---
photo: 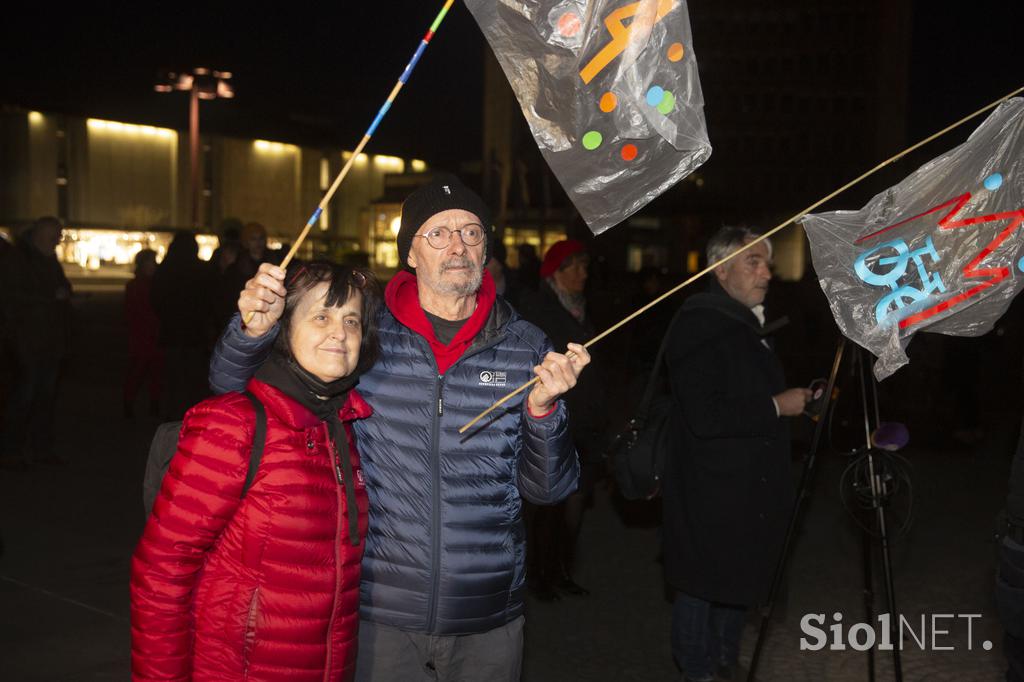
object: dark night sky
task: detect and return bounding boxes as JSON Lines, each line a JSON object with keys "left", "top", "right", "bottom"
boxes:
{"left": 1, "top": 4, "right": 489, "bottom": 169}
{"left": 0, "top": 2, "right": 1018, "bottom": 171}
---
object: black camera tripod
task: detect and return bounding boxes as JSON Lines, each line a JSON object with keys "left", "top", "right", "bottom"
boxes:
{"left": 747, "top": 338, "right": 909, "bottom": 682}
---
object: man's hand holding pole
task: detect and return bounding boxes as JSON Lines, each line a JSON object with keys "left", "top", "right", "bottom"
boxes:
{"left": 527, "top": 343, "right": 591, "bottom": 416}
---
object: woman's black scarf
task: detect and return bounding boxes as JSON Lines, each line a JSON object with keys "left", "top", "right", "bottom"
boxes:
{"left": 256, "top": 353, "right": 362, "bottom": 546}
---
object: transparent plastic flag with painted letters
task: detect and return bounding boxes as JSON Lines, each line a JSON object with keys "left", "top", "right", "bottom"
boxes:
{"left": 800, "top": 99, "right": 1024, "bottom": 379}
{"left": 465, "top": 0, "right": 711, "bottom": 235}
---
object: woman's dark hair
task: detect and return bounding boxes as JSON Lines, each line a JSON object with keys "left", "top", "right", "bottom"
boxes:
{"left": 275, "top": 260, "right": 382, "bottom": 376}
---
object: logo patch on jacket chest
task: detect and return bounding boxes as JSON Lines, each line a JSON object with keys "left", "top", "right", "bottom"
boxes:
{"left": 478, "top": 370, "right": 507, "bottom": 387}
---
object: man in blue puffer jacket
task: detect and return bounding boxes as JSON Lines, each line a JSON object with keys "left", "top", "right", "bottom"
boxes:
{"left": 209, "top": 175, "right": 586, "bottom": 681}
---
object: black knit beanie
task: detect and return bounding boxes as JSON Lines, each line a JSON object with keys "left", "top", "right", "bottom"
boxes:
{"left": 397, "top": 174, "right": 492, "bottom": 269}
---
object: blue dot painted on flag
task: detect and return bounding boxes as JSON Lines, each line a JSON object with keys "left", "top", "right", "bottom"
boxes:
{"left": 1018, "top": 256, "right": 1024, "bottom": 273}
{"left": 646, "top": 86, "right": 665, "bottom": 107}
{"left": 984, "top": 173, "right": 1003, "bottom": 191}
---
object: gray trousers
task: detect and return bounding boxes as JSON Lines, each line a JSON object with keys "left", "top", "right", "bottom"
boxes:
{"left": 355, "top": 616, "right": 524, "bottom": 682}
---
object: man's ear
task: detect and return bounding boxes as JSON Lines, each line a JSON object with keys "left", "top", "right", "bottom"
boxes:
{"left": 407, "top": 247, "right": 418, "bottom": 270}
{"left": 713, "top": 263, "right": 729, "bottom": 283}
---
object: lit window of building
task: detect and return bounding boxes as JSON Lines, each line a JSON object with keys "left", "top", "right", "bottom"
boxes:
{"left": 373, "top": 155, "right": 405, "bottom": 173}
{"left": 502, "top": 228, "right": 566, "bottom": 268}
{"left": 253, "top": 139, "right": 298, "bottom": 154}
{"left": 369, "top": 207, "right": 402, "bottom": 269}
{"left": 770, "top": 227, "right": 806, "bottom": 282}
{"left": 55, "top": 229, "right": 223, "bottom": 274}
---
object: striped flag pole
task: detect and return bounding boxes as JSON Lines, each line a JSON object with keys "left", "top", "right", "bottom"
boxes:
{"left": 273, "top": 0, "right": 456, "bottom": 274}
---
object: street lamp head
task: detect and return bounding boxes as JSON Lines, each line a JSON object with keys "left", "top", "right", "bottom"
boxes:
{"left": 155, "top": 67, "right": 234, "bottom": 99}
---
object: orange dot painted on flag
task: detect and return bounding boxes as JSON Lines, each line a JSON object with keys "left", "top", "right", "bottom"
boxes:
{"left": 599, "top": 92, "right": 617, "bottom": 113}
{"left": 558, "top": 12, "right": 582, "bottom": 37}
{"left": 667, "top": 42, "right": 685, "bottom": 62}
{"left": 621, "top": 144, "right": 638, "bottom": 161}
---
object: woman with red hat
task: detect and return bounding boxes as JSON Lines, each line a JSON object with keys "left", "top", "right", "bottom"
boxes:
{"left": 519, "top": 239, "right": 604, "bottom": 600}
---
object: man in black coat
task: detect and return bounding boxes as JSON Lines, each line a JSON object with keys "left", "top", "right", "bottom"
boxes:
{"left": 662, "top": 226, "right": 810, "bottom": 682}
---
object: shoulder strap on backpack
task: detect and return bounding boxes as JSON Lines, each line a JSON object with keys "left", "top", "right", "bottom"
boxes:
{"left": 240, "top": 390, "right": 267, "bottom": 498}
{"left": 636, "top": 305, "right": 687, "bottom": 417}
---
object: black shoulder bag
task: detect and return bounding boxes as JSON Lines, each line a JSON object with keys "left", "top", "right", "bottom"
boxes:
{"left": 607, "top": 310, "right": 681, "bottom": 500}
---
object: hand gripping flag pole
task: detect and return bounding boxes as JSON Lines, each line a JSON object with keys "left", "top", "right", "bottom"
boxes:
{"left": 243, "top": 0, "right": 456, "bottom": 325}
{"left": 459, "top": 83, "right": 1024, "bottom": 434}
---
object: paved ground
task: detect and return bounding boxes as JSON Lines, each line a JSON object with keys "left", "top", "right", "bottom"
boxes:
{"left": 0, "top": 290, "right": 1016, "bottom": 680}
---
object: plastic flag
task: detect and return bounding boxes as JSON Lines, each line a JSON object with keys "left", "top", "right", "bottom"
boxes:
{"left": 466, "top": 0, "right": 711, "bottom": 235}
{"left": 801, "top": 99, "right": 1024, "bottom": 379}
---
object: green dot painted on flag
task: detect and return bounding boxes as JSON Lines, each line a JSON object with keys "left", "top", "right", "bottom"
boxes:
{"left": 582, "top": 131, "right": 603, "bottom": 150}
{"left": 657, "top": 91, "right": 676, "bottom": 115}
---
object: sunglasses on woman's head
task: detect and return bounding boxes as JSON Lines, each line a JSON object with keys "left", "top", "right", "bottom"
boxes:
{"left": 288, "top": 263, "right": 367, "bottom": 290}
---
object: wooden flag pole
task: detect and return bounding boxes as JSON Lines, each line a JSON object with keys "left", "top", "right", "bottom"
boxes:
{"left": 459, "top": 84, "right": 1024, "bottom": 434}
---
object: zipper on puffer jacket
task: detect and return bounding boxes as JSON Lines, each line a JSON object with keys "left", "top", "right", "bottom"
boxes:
{"left": 422, "top": 332, "right": 510, "bottom": 632}
{"left": 323, "top": 421, "right": 345, "bottom": 681}
{"left": 243, "top": 586, "right": 260, "bottom": 678}
{"left": 426, "top": 372, "right": 444, "bottom": 633}
{"left": 413, "top": 327, "right": 510, "bottom": 632}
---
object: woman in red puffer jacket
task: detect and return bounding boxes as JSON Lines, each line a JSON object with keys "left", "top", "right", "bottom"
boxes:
{"left": 131, "top": 262, "right": 381, "bottom": 682}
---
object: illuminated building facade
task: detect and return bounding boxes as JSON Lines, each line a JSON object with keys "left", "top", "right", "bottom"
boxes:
{"left": 0, "top": 107, "right": 427, "bottom": 274}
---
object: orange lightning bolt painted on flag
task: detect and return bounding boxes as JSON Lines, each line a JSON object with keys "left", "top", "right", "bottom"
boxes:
{"left": 579, "top": 0, "right": 677, "bottom": 85}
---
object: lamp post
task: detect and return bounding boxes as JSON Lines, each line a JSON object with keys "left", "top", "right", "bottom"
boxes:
{"left": 155, "top": 68, "right": 234, "bottom": 228}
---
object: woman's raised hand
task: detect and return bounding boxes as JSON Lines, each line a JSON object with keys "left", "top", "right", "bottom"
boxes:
{"left": 240, "top": 263, "right": 287, "bottom": 337}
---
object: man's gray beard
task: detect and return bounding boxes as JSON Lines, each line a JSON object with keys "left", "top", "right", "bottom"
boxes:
{"left": 433, "top": 259, "right": 483, "bottom": 297}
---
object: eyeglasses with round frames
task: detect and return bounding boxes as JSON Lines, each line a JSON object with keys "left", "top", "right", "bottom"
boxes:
{"left": 414, "top": 224, "right": 486, "bottom": 250}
